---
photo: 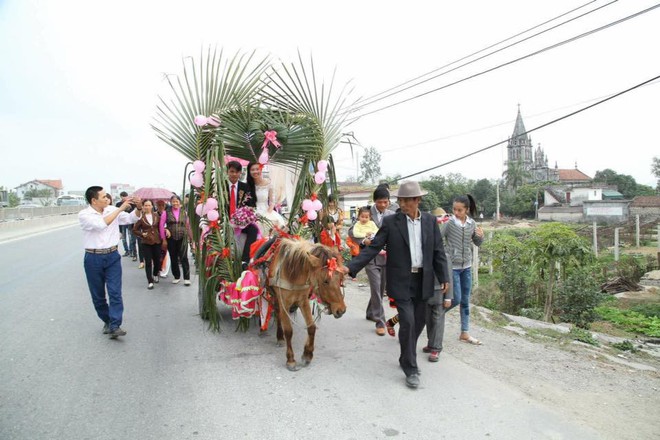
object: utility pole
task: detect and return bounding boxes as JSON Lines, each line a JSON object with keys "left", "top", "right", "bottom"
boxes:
{"left": 496, "top": 180, "right": 500, "bottom": 221}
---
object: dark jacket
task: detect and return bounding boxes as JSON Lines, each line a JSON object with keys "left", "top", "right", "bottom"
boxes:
{"left": 132, "top": 212, "right": 162, "bottom": 245}
{"left": 226, "top": 181, "right": 256, "bottom": 215}
{"left": 347, "top": 211, "right": 449, "bottom": 301}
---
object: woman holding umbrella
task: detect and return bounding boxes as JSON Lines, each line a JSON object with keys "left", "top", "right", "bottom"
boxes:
{"left": 132, "top": 200, "right": 162, "bottom": 289}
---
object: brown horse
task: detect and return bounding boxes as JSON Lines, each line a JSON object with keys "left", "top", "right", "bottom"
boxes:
{"left": 266, "top": 238, "right": 347, "bottom": 371}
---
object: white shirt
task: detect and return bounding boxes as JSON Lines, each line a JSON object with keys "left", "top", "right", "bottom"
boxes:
{"left": 78, "top": 205, "right": 139, "bottom": 249}
{"left": 406, "top": 210, "right": 423, "bottom": 268}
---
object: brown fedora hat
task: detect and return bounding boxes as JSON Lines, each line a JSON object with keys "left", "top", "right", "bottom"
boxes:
{"left": 393, "top": 181, "right": 428, "bottom": 198}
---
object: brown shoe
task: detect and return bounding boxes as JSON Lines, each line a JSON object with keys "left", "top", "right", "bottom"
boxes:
{"left": 376, "top": 327, "right": 386, "bottom": 336}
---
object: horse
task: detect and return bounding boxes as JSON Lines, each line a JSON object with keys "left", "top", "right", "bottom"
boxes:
{"left": 265, "top": 238, "right": 347, "bottom": 371}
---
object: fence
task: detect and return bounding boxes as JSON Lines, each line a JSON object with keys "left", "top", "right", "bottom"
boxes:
{"left": 0, "top": 205, "right": 82, "bottom": 222}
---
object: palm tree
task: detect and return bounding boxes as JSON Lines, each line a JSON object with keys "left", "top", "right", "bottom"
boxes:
{"left": 503, "top": 159, "right": 531, "bottom": 193}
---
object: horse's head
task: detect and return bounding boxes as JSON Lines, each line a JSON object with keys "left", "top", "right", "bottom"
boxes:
{"left": 309, "top": 245, "right": 347, "bottom": 319}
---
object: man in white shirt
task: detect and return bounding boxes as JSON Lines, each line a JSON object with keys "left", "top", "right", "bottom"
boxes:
{"left": 79, "top": 186, "right": 142, "bottom": 339}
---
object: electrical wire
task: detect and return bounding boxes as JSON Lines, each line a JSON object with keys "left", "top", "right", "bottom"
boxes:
{"left": 348, "top": 4, "right": 660, "bottom": 123}
{"left": 350, "top": 0, "right": 612, "bottom": 113}
{"left": 384, "top": 73, "right": 660, "bottom": 184}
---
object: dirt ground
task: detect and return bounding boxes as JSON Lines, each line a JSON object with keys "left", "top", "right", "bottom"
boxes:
{"left": 439, "top": 306, "right": 660, "bottom": 440}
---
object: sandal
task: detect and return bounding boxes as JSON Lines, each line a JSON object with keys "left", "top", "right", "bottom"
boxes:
{"left": 459, "top": 336, "right": 482, "bottom": 345}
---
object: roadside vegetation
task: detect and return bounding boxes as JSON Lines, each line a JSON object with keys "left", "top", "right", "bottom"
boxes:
{"left": 474, "top": 222, "right": 660, "bottom": 341}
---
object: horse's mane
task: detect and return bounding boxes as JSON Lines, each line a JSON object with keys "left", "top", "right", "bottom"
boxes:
{"left": 309, "top": 243, "right": 336, "bottom": 266}
{"left": 276, "top": 238, "right": 316, "bottom": 284}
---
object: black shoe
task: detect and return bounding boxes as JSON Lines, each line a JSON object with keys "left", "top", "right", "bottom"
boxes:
{"left": 405, "top": 374, "right": 420, "bottom": 389}
{"left": 122, "top": 252, "right": 130, "bottom": 257}
{"left": 108, "top": 327, "right": 127, "bottom": 339}
{"left": 102, "top": 323, "right": 110, "bottom": 334}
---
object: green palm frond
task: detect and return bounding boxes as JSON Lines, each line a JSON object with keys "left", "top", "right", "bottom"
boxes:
{"left": 151, "top": 48, "right": 270, "bottom": 161}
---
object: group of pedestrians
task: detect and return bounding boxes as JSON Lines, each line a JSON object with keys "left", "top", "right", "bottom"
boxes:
{"left": 78, "top": 175, "right": 483, "bottom": 390}
{"left": 341, "top": 182, "right": 484, "bottom": 389}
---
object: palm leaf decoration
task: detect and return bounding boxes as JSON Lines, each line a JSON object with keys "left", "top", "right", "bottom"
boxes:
{"left": 152, "top": 48, "right": 356, "bottom": 331}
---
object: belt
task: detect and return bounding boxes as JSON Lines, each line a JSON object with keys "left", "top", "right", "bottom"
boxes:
{"left": 411, "top": 267, "right": 423, "bottom": 273}
{"left": 85, "top": 245, "right": 118, "bottom": 255}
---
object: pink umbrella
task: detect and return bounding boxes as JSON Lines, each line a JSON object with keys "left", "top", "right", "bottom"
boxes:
{"left": 132, "top": 187, "right": 176, "bottom": 201}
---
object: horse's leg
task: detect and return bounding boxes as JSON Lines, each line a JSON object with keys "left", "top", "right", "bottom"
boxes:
{"left": 272, "top": 290, "right": 284, "bottom": 346}
{"left": 300, "top": 297, "right": 316, "bottom": 367}
{"left": 277, "top": 291, "right": 299, "bottom": 371}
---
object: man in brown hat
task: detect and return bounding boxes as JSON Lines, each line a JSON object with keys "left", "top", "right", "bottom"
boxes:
{"left": 342, "top": 181, "right": 449, "bottom": 389}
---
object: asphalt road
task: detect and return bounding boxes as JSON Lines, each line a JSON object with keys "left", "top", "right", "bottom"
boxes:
{"left": 0, "top": 225, "right": 601, "bottom": 440}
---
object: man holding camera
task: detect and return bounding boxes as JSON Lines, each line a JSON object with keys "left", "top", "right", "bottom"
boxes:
{"left": 79, "top": 186, "right": 142, "bottom": 339}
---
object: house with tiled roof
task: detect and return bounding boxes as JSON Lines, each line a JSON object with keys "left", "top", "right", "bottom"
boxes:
{"left": 14, "top": 179, "right": 64, "bottom": 200}
{"left": 629, "top": 196, "right": 660, "bottom": 221}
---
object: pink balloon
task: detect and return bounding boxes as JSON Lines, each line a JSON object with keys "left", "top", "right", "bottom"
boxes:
{"left": 302, "top": 199, "right": 313, "bottom": 211}
{"left": 317, "top": 160, "right": 328, "bottom": 172}
{"left": 207, "top": 116, "right": 221, "bottom": 127}
{"left": 207, "top": 209, "right": 219, "bottom": 222}
{"left": 307, "top": 210, "right": 318, "bottom": 221}
{"left": 195, "top": 204, "right": 204, "bottom": 217}
{"left": 190, "top": 173, "right": 203, "bottom": 188}
{"left": 314, "top": 171, "right": 326, "bottom": 185}
{"left": 205, "top": 197, "right": 218, "bottom": 210}
{"left": 193, "top": 160, "right": 205, "bottom": 173}
{"left": 258, "top": 148, "right": 269, "bottom": 165}
{"left": 311, "top": 199, "right": 323, "bottom": 211}
{"left": 194, "top": 115, "right": 208, "bottom": 126}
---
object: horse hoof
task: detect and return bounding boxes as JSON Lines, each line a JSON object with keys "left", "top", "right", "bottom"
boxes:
{"left": 301, "top": 359, "right": 311, "bottom": 367}
{"left": 286, "top": 363, "right": 301, "bottom": 372}
{"left": 276, "top": 340, "right": 284, "bottom": 347}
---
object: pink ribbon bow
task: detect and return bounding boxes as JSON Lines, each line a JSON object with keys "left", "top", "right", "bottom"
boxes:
{"left": 262, "top": 130, "right": 281, "bottom": 149}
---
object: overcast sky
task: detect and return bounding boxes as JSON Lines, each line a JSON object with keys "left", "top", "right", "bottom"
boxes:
{"left": 1, "top": 0, "right": 658, "bottom": 194}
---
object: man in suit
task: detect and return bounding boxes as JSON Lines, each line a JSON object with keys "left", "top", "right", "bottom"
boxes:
{"left": 226, "top": 160, "right": 258, "bottom": 268}
{"left": 342, "top": 181, "right": 449, "bottom": 389}
{"left": 349, "top": 187, "right": 395, "bottom": 336}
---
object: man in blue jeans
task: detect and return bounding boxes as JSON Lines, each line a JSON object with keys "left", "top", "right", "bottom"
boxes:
{"left": 79, "top": 186, "right": 142, "bottom": 339}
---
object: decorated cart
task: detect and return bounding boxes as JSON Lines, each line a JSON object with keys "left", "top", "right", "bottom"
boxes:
{"left": 151, "top": 49, "right": 356, "bottom": 342}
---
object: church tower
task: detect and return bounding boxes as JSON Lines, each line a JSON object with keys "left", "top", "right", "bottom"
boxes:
{"left": 506, "top": 105, "right": 534, "bottom": 173}
{"left": 505, "top": 106, "right": 558, "bottom": 183}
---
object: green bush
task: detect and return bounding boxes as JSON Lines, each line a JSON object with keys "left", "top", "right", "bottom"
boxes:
{"left": 631, "top": 303, "right": 660, "bottom": 318}
{"left": 611, "top": 340, "right": 639, "bottom": 353}
{"left": 596, "top": 306, "right": 660, "bottom": 337}
{"left": 569, "top": 327, "right": 599, "bottom": 346}
{"left": 557, "top": 265, "right": 606, "bottom": 328}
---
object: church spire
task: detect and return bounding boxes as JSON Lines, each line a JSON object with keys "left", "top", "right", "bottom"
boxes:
{"left": 511, "top": 104, "right": 527, "bottom": 140}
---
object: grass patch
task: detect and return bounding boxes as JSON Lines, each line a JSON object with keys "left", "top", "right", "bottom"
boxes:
{"left": 569, "top": 327, "right": 599, "bottom": 346}
{"left": 595, "top": 306, "right": 660, "bottom": 337}
{"left": 610, "top": 340, "right": 640, "bottom": 353}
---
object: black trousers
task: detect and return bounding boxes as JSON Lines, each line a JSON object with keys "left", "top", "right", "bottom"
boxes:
{"left": 241, "top": 223, "right": 259, "bottom": 265}
{"left": 396, "top": 272, "right": 426, "bottom": 376}
{"left": 142, "top": 243, "right": 161, "bottom": 284}
{"left": 168, "top": 237, "right": 190, "bottom": 281}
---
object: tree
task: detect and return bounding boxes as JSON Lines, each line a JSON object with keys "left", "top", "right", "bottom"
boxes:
{"left": 419, "top": 191, "right": 441, "bottom": 212}
{"left": 24, "top": 188, "right": 55, "bottom": 199}
{"left": 593, "top": 168, "right": 644, "bottom": 199}
{"left": 652, "top": 156, "right": 660, "bottom": 191}
{"left": 470, "top": 179, "right": 496, "bottom": 216}
{"left": 527, "top": 223, "right": 592, "bottom": 321}
{"left": 359, "top": 146, "right": 381, "bottom": 184}
{"left": 8, "top": 193, "right": 20, "bottom": 207}
{"left": 503, "top": 159, "right": 530, "bottom": 193}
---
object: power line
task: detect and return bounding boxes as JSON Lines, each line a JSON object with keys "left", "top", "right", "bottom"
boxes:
{"left": 349, "top": 4, "right": 660, "bottom": 123}
{"left": 379, "top": 80, "right": 660, "bottom": 154}
{"left": 350, "top": 0, "right": 611, "bottom": 113}
{"left": 385, "top": 73, "right": 660, "bottom": 184}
